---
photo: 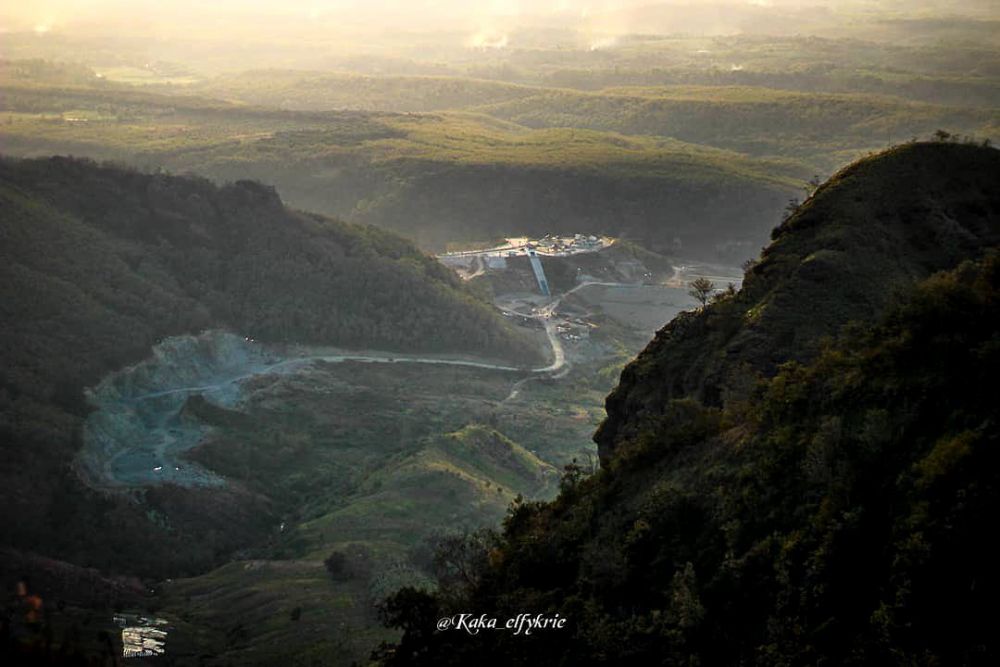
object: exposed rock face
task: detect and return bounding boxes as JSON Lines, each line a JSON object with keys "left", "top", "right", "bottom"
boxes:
{"left": 596, "top": 142, "right": 1000, "bottom": 464}
{"left": 77, "top": 332, "right": 278, "bottom": 489}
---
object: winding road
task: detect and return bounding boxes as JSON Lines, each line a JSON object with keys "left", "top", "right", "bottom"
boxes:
{"left": 129, "top": 344, "right": 560, "bottom": 405}
{"left": 497, "top": 280, "right": 634, "bottom": 401}
{"left": 85, "top": 279, "right": 638, "bottom": 488}
{"left": 128, "top": 281, "right": 630, "bottom": 404}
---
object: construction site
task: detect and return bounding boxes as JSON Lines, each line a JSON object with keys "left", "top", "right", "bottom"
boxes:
{"left": 440, "top": 234, "right": 743, "bottom": 369}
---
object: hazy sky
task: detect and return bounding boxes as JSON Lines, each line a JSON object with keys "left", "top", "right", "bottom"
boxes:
{"left": 4, "top": 1, "right": 995, "bottom": 47}
{"left": 11, "top": 0, "right": 610, "bottom": 26}
{"left": 0, "top": 1, "right": 894, "bottom": 32}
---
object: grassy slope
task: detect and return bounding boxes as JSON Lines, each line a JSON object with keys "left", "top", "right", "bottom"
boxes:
{"left": 161, "top": 377, "right": 560, "bottom": 666}
{"left": 293, "top": 425, "right": 556, "bottom": 560}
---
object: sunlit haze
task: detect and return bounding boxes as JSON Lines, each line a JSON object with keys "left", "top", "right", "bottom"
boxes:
{"left": 1, "top": 0, "right": 997, "bottom": 665}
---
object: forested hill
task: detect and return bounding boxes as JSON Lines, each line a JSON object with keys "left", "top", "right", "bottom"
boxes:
{"left": 0, "top": 155, "right": 539, "bottom": 576}
{"left": 0, "top": 76, "right": 804, "bottom": 258}
{"left": 0, "top": 155, "right": 538, "bottom": 364}
{"left": 377, "top": 142, "right": 1000, "bottom": 666}
{"left": 599, "top": 140, "right": 1000, "bottom": 462}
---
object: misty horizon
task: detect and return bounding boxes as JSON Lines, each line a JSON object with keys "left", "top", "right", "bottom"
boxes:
{"left": 1, "top": 0, "right": 997, "bottom": 664}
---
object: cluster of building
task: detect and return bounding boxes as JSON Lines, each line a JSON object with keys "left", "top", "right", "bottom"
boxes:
{"left": 522, "top": 234, "right": 607, "bottom": 256}
{"left": 437, "top": 234, "right": 613, "bottom": 296}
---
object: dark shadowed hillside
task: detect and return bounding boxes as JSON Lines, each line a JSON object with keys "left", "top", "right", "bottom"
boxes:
{"left": 598, "top": 141, "right": 1000, "bottom": 462}
{"left": 0, "top": 155, "right": 540, "bottom": 578}
{"left": 377, "top": 142, "right": 1000, "bottom": 667}
{"left": 0, "top": 155, "right": 538, "bottom": 361}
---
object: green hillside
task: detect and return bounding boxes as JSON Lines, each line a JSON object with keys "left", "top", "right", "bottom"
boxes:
{"left": 0, "top": 77, "right": 806, "bottom": 255}
{"left": 376, "top": 142, "right": 1000, "bottom": 666}
{"left": 188, "top": 70, "right": 542, "bottom": 112}
{"left": 173, "top": 68, "right": 997, "bottom": 171}
{"left": 598, "top": 140, "right": 1000, "bottom": 460}
{"left": 6, "top": 64, "right": 994, "bottom": 255}
{"left": 477, "top": 85, "right": 998, "bottom": 171}
{"left": 0, "top": 155, "right": 540, "bottom": 577}
{"left": 147, "top": 68, "right": 999, "bottom": 173}
{"left": 157, "top": 420, "right": 558, "bottom": 666}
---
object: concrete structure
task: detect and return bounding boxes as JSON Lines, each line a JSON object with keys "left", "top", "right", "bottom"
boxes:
{"left": 436, "top": 235, "right": 614, "bottom": 287}
{"left": 527, "top": 250, "right": 550, "bottom": 296}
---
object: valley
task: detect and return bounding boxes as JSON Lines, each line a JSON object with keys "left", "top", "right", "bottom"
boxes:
{"left": 388, "top": 141, "right": 1000, "bottom": 667}
{"left": 1, "top": 3, "right": 996, "bottom": 664}
{"left": 67, "top": 236, "right": 721, "bottom": 664}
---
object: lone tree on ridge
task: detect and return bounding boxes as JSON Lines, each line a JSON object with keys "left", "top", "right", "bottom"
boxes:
{"left": 689, "top": 277, "right": 716, "bottom": 308}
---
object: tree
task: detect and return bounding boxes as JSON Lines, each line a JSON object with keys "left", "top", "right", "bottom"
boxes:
{"left": 559, "top": 458, "right": 586, "bottom": 494}
{"left": 782, "top": 197, "right": 801, "bottom": 222}
{"left": 431, "top": 530, "right": 496, "bottom": 596}
{"left": 688, "top": 277, "right": 715, "bottom": 307}
{"left": 805, "top": 174, "right": 822, "bottom": 196}
{"left": 710, "top": 282, "right": 738, "bottom": 304}
{"left": 324, "top": 550, "right": 349, "bottom": 580}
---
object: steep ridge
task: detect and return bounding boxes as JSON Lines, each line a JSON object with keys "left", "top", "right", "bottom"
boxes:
{"left": 377, "top": 142, "right": 1000, "bottom": 666}
{"left": 596, "top": 141, "right": 1000, "bottom": 462}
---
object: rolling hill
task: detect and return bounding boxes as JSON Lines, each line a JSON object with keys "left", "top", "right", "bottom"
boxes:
{"left": 477, "top": 85, "right": 998, "bottom": 171}
{"left": 0, "top": 75, "right": 807, "bottom": 256}
{"left": 173, "top": 69, "right": 997, "bottom": 172}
